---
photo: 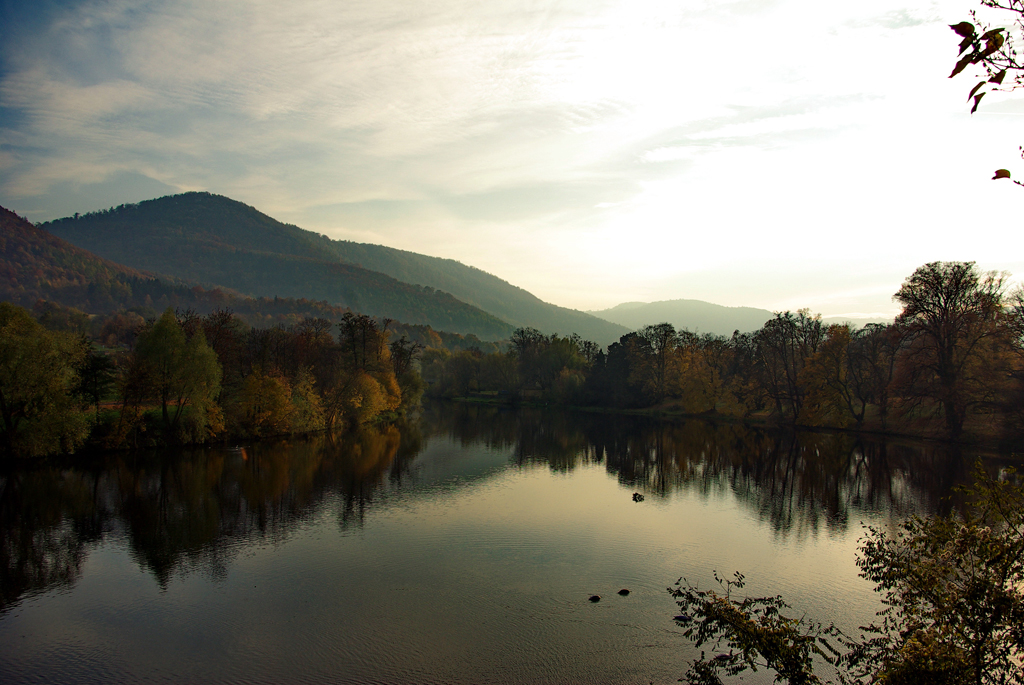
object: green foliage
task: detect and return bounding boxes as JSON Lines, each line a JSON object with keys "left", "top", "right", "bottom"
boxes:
{"left": 669, "top": 469, "right": 1024, "bottom": 685}
{"left": 0, "top": 302, "right": 89, "bottom": 457}
{"left": 77, "top": 345, "right": 116, "bottom": 420}
{"left": 134, "top": 308, "right": 222, "bottom": 441}
{"left": 290, "top": 368, "right": 326, "bottom": 433}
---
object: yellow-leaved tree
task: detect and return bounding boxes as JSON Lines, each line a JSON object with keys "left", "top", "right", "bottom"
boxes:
{"left": 0, "top": 302, "right": 89, "bottom": 457}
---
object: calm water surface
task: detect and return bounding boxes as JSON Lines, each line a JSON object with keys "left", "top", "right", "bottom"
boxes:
{"left": 0, "top": 402, "right": 996, "bottom": 684}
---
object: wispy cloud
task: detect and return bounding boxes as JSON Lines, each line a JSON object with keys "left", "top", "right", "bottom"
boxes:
{"left": 1, "top": 0, "right": 1021, "bottom": 316}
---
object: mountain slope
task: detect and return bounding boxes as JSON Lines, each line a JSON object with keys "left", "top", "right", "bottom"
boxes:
{"left": 42, "top": 192, "right": 627, "bottom": 343}
{"left": 1, "top": 205, "right": 500, "bottom": 350}
{"left": 1, "top": 204, "right": 151, "bottom": 311}
{"left": 42, "top": 194, "right": 513, "bottom": 340}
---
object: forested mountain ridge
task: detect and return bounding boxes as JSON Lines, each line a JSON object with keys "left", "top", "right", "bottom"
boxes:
{"left": 1, "top": 204, "right": 502, "bottom": 352}
{"left": 42, "top": 192, "right": 627, "bottom": 343}
{"left": 41, "top": 193, "right": 511, "bottom": 339}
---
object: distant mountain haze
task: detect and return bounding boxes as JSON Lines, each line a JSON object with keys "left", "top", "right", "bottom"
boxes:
{"left": 43, "top": 192, "right": 629, "bottom": 343}
{"left": 589, "top": 299, "right": 891, "bottom": 336}
{"left": 588, "top": 299, "right": 776, "bottom": 336}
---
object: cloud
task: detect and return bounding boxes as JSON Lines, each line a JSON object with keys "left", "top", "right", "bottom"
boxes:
{"left": 0, "top": 0, "right": 1020, "bottom": 318}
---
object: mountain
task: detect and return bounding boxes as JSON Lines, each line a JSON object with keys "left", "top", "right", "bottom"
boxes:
{"left": 1, "top": 204, "right": 503, "bottom": 351}
{"left": 589, "top": 299, "right": 776, "bottom": 336}
{"left": 590, "top": 298, "right": 892, "bottom": 336}
{"left": 42, "top": 192, "right": 627, "bottom": 344}
{"left": 41, "top": 193, "right": 513, "bottom": 340}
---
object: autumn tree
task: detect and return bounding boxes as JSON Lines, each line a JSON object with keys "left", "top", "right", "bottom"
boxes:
{"left": 799, "top": 323, "right": 859, "bottom": 427}
{"left": 628, "top": 323, "right": 682, "bottom": 404}
{"left": 676, "top": 331, "right": 741, "bottom": 414}
{"left": 230, "top": 367, "right": 294, "bottom": 437}
{"left": 323, "top": 313, "right": 401, "bottom": 425}
{"left": 0, "top": 302, "right": 89, "bottom": 457}
{"left": 893, "top": 262, "right": 1008, "bottom": 438}
{"left": 847, "top": 323, "right": 906, "bottom": 429}
{"left": 754, "top": 310, "right": 824, "bottom": 421}
{"left": 846, "top": 471, "right": 1024, "bottom": 685}
{"left": 670, "top": 469, "right": 1024, "bottom": 685}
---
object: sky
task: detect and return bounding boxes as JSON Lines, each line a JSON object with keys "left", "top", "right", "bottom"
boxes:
{"left": 1, "top": 0, "right": 1022, "bottom": 319}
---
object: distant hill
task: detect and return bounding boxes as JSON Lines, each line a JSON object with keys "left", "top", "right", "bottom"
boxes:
{"left": 590, "top": 299, "right": 891, "bottom": 335}
{"left": 589, "top": 299, "right": 776, "bottom": 336}
{"left": 42, "top": 193, "right": 513, "bottom": 340}
{"left": 42, "top": 192, "right": 627, "bottom": 344}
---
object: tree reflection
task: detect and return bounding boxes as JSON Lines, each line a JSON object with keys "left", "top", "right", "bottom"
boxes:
{"left": 0, "top": 467, "right": 102, "bottom": 611}
{"left": 0, "top": 404, "right": 999, "bottom": 613}
{"left": 0, "top": 422, "right": 421, "bottom": 609}
{"left": 424, "top": 402, "right": 994, "bottom": 537}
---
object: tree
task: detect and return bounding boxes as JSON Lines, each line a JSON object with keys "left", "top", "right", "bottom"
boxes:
{"left": 669, "top": 571, "right": 842, "bottom": 685}
{"left": 847, "top": 323, "right": 906, "bottom": 429}
{"left": 668, "top": 468, "right": 1024, "bottom": 685}
{"left": 893, "top": 262, "right": 1008, "bottom": 438}
{"left": 677, "top": 331, "right": 741, "bottom": 415}
{"left": 0, "top": 302, "right": 89, "bottom": 457}
{"left": 230, "top": 367, "right": 295, "bottom": 437}
{"left": 800, "top": 324, "right": 858, "bottom": 427}
{"left": 77, "top": 344, "right": 116, "bottom": 422}
{"left": 754, "top": 310, "right": 824, "bottom": 422}
{"left": 848, "top": 471, "right": 1024, "bottom": 685}
{"left": 629, "top": 323, "right": 681, "bottom": 404}
{"left": 134, "top": 308, "right": 222, "bottom": 441}
{"left": 949, "top": 2, "right": 1024, "bottom": 183}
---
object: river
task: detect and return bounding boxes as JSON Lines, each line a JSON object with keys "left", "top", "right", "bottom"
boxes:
{"left": 0, "top": 401, "right": 997, "bottom": 684}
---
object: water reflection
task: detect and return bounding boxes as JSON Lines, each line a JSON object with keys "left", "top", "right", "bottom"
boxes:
{"left": 423, "top": 403, "right": 980, "bottom": 529}
{"left": 0, "top": 402, "right": 994, "bottom": 614}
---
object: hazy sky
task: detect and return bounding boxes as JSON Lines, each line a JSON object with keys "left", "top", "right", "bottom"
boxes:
{"left": 1, "top": 0, "right": 1022, "bottom": 318}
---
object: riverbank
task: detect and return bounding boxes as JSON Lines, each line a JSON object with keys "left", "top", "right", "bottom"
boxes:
{"left": 443, "top": 393, "right": 1023, "bottom": 457}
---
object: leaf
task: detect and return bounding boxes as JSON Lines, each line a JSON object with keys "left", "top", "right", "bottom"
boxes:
{"left": 992, "top": 169, "right": 1012, "bottom": 180}
{"left": 989, "top": 69, "right": 1007, "bottom": 85}
{"left": 971, "top": 92, "right": 986, "bottom": 113}
{"left": 950, "top": 53, "right": 975, "bottom": 78}
{"left": 950, "top": 22, "right": 975, "bottom": 38}
{"left": 969, "top": 81, "right": 987, "bottom": 100}
{"left": 982, "top": 31, "right": 1005, "bottom": 57}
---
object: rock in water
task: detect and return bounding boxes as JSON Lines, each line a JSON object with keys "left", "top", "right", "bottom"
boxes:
{"left": 617, "top": 588, "right": 630, "bottom": 596}
{"left": 589, "top": 595, "right": 601, "bottom": 602}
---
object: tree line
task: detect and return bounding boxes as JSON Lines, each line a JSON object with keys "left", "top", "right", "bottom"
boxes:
{"left": 0, "top": 302, "right": 425, "bottom": 457}
{"left": 423, "top": 262, "right": 1024, "bottom": 444}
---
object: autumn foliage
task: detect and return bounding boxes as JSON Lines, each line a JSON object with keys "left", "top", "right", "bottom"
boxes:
{"left": 423, "top": 262, "right": 1024, "bottom": 445}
